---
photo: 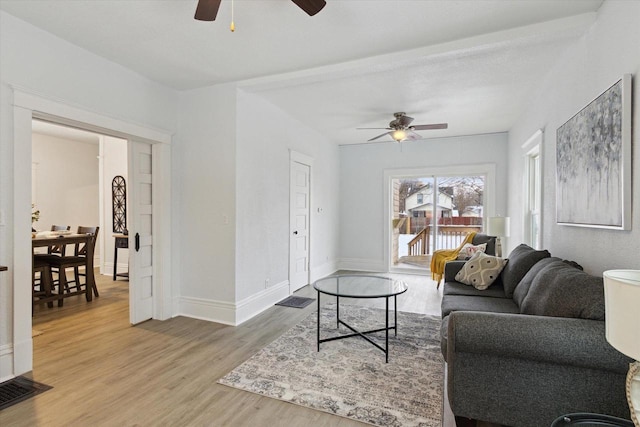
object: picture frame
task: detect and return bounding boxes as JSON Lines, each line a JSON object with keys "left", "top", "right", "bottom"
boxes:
{"left": 556, "top": 74, "right": 632, "bottom": 230}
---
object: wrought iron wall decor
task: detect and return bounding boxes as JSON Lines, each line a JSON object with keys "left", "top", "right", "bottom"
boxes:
{"left": 112, "top": 175, "right": 127, "bottom": 233}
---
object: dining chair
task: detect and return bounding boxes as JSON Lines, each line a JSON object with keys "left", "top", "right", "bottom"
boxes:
{"left": 33, "top": 251, "right": 55, "bottom": 312}
{"left": 34, "top": 225, "right": 71, "bottom": 258}
{"left": 46, "top": 226, "right": 100, "bottom": 305}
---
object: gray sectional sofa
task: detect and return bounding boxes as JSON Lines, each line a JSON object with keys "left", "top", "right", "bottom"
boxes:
{"left": 440, "top": 244, "right": 633, "bottom": 427}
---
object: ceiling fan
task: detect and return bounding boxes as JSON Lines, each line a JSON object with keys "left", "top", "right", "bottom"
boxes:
{"left": 358, "top": 112, "right": 448, "bottom": 142}
{"left": 194, "top": 0, "right": 326, "bottom": 21}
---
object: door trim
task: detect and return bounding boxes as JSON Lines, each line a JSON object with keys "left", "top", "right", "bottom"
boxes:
{"left": 9, "top": 87, "right": 173, "bottom": 378}
{"left": 289, "top": 150, "right": 313, "bottom": 293}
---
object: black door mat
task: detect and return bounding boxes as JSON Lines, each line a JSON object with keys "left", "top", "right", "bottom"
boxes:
{"left": 275, "top": 296, "right": 315, "bottom": 308}
{"left": 0, "top": 376, "right": 52, "bottom": 411}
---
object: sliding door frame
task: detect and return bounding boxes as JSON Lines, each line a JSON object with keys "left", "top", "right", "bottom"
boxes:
{"left": 383, "top": 164, "right": 497, "bottom": 274}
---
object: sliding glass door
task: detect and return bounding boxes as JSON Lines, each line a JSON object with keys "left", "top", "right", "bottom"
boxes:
{"left": 391, "top": 174, "right": 486, "bottom": 272}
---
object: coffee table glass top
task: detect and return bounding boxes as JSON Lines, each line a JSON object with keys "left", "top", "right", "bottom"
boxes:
{"left": 313, "top": 274, "right": 408, "bottom": 298}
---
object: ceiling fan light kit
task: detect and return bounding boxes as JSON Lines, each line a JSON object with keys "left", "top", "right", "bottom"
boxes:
{"left": 392, "top": 129, "right": 407, "bottom": 142}
{"left": 358, "top": 112, "right": 448, "bottom": 143}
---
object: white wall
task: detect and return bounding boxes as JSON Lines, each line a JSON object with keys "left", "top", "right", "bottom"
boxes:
{"left": 339, "top": 133, "right": 509, "bottom": 270}
{"left": 235, "top": 90, "right": 340, "bottom": 309}
{"left": 175, "top": 83, "right": 238, "bottom": 321}
{"left": 32, "top": 133, "right": 100, "bottom": 230}
{"left": 507, "top": 0, "right": 640, "bottom": 275}
{"left": 101, "top": 136, "right": 128, "bottom": 276}
{"left": 32, "top": 133, "right": 100, "bottom": 259}
{"left": 0, "top": 10, "right": 177, "bottom": 379}
{"left": 175, "top": 87, "right": 340, "bottom": 325}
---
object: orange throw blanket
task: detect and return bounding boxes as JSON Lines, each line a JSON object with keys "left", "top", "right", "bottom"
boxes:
{"left": 430, "top": 232, "right": 477, "bottom": 285}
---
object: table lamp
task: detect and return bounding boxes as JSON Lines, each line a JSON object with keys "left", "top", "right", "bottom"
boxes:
{"left": 603, "top": 270, "right": 640, "bottom": 426}
{"left": 486, "top": 216, "right": 510, "bottom": 257}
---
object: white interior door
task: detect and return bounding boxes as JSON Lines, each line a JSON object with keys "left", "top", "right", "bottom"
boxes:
{"left": 289, "top": 159, "right": 311, "bottom": 292}
{"left": 128, "top": 140, "right": 153, "bottom": 324}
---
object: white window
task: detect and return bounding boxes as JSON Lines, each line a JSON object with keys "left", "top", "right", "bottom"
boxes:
{"left": 523, "top": 131, "right": 542, "bottom": 249}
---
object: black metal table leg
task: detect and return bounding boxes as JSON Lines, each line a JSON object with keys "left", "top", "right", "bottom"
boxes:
{"left": 385, "top": 296, "right": 389, "bottom": 363}
{"left": 317, "top": 291, "right": 320, "bottom": 352}
{"left": 336, "top": 295, "right": 340, "bottom": 329}
{"left": 394, "top": 294, "right": 398, "bottom": 336}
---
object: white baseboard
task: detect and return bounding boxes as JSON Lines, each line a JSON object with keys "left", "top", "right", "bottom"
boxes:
{"left": 0, "top": 343, "right": 15, "bottom": 383}
{"left": 310, "top": 259, "right": 339, "bottom": 283}
{"left": 176, "top": 279, "right": 290, "bottom": 326}
{"left": 235, "top": 280, "right": 289, "bottom": 325}
{"left": 176, "top": 296, "right": 236, "bottom": 325}
{"left": 103, "top": 261, "right": 129, "bottom": 276}
{"left": 338, "top": 258, "right": 386, "bottom": 272}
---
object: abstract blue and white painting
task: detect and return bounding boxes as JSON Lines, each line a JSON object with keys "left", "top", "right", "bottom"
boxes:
{"left": 556, "top": 77, "right": 631, "bottom": 229}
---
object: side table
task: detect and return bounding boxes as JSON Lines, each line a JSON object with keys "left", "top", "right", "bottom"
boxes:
{"left": 113, "top": 234, "right": 129, "bottom": 281}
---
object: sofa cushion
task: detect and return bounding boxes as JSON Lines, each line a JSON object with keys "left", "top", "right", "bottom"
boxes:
{"left": 472, "top": 234, "right": 496, "bottom": 256}
{"left": 520, "top": 260, "right": 605, "bottom": 320}
{"left": 501, "top": 244, "right": 551, "bottom": 298}
{"left": 455, "top": 252, "right": 508, "bottom": 290}
{"left": 512, "top": 257, "right": 562, "bottom": 307}
{"left": 442, "top": 294, "right": 519, "bottom": 317}
{"left": 444, "top": 280, "right": 507, "bottom": 299}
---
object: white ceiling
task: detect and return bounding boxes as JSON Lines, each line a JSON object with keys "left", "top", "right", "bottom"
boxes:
{"left": 32, "top": 120, "right": 101, "bottom": 144}
{"left": 1, "top": 0, "right": 604, "bottom": 145}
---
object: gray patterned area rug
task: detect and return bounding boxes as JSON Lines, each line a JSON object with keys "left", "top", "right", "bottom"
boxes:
{"left": 218, "top": 304, "right": 443, "bottom": 427}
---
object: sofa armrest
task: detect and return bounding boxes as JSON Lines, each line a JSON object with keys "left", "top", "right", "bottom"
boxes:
{"left": 447, "top": 311, "right": 631, "bottom": 373}
{"left": 444, "top": 261, "right": 466, "bottom": 282}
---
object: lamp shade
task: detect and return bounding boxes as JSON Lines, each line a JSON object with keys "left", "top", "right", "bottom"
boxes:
{"left": 603, "top": 270, "right": 640, "bottom": 360}
{"left": 486, "top": 216, "right": 510, "bottom": 237}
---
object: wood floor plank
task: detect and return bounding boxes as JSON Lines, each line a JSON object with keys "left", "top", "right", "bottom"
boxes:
{"left": 1, "top": 271, "right": 463, "bottom": 427}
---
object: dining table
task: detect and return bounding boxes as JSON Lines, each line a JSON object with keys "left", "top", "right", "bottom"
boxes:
{"left": 32, "top": 231, "right": 96, "bottom": 302}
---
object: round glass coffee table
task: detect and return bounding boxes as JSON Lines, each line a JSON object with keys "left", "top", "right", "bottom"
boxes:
{"left": 313, "top": 274, "right": 408, "bottom": 363}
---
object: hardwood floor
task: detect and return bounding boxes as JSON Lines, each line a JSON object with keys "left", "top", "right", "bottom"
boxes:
{"left": 2, "top": 271, "right": 463, "bottom": 427}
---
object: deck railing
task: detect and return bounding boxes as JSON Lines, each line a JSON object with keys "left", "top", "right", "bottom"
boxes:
{"left": 407, "top": 225, "right": 482, "bottom": 255}
{"left": 408, "top": 227, "right": 429, "bottom": 255}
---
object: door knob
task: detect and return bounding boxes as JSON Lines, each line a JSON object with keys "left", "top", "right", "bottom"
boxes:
{"left": 293, "top": 231, "right": 298, "bottom": 235}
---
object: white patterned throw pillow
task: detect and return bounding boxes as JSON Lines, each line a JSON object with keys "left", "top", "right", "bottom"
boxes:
{"left": 456, "top": 243, "right": 487, "bottom": 260}
{"left": 455, "top": 251, "right": 508, "bottom": 290}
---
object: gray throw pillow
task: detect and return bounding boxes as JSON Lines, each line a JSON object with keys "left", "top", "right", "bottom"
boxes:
{"left": 501, "top": 244, "right": 551, "bottom": 298}
{"left": 512, "top": 257, "right": 561, "bottom": 307}
{"left": 520, "top": 260, "right": 605, "bottom": 320}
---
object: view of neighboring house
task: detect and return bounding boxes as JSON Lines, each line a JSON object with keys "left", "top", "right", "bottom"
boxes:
{"left": 404, "top": 184, "right": 453, "bottom": 221}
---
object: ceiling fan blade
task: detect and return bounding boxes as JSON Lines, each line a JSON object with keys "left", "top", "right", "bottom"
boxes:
{"left": 405, "top": 130, "right": 423, "bottom": 141}
{"left": 368, "top": 132, "right": 391, "bottom": 142}
{"left": 357, "top": 127, "right": 391, "bottom": 130}
{"left": 411, "top": 123, "right": 448, "bottom": 131}
{"left": 195, "top": 0, "right": 222, "bottom": 21}
{"left": 291, "top": 0, "right": 327, "bottom": 16}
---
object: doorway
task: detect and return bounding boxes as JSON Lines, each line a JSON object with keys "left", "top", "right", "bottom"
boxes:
{"left": 31, "top": 120, "right": 130, "bottom": 321}
{"left": 289, "top": 151, "right": 312, "bottom": 293}
{"left": 384, "top": 164, "right": 496, "bottom": 274}
{"left": 11, "top": 88, "right": 173, "bottom": 377}
{"left": 31, "top": 120, "right": 129, "bottom": 280}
